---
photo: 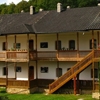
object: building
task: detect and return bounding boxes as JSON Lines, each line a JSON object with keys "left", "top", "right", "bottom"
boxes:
{"left": 0, "top": 3, "right": 100, "bottom": 95}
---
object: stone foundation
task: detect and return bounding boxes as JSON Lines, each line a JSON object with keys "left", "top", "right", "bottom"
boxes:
{"left": 92, "top": 92, "right": 100, "bottom": 99}
{"left": 7, "top": 87, "right": 38, "bottom": 94}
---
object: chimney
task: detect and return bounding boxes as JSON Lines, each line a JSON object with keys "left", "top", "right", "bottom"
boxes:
{"left": 30, "top": 6, "right": 35, "bottom": 15}
{"left": 57, "top": 3, "right": 62, "bottom": 13}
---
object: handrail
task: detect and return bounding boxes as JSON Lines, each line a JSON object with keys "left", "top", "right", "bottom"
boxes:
{"left": 49, "top": 50, "right": 94, "bottom": 93}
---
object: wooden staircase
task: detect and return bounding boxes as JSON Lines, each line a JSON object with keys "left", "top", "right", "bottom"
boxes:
{"left": 49, "top": 51, "right": 94, "bottom": 94}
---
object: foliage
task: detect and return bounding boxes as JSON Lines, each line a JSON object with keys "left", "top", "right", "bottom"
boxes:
{"left": 0, "top": 0, "right": 98, "bottom": 14}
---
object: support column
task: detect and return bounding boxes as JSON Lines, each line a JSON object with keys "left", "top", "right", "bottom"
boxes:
{"left": 77, "top": 74, "right": 80, "bottom": 94}
{"left": 5, "top": 35, "right": 8, "bottom": 88}
{"left": 27, "top": 34, "right": 30, "bottom": 88}
{"left": 35, "top": 34, "right": 38, "bottom": 79}
{"left": 92, "top": 30, "right": 95, "bottom": 91}
{"left": 77, "top": 32, "right": 79, "bottom": 58}
{"left": 57, "top": 33, "right": 59, "bottom": 58}
{"left": 14, "top": 35, "right": 17, "bottom": 79}
{"left": 92, "top": 30, "right": 94, "bottom": 50}
{"left": 6, "top": 62, "right": 8, "bottom": 88}
{"left": 97, "top": 31, "right": 99, "bottom": 46}
{"left": 98, "top": 62, "right": 100, "bottom": 94}
{"left": 74, "top": 76, "right": 77, "bottom": 95}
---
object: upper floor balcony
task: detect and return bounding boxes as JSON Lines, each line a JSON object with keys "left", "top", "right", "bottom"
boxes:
{"left": 0, "top": 50, "right": 100, "bottom": 62}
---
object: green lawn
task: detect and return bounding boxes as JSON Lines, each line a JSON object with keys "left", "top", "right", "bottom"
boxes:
{"left": 0, "top": 88, "right": 97, "bottom": 100}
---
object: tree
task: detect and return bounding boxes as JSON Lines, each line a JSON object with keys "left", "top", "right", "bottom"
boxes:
{"left": 14, "top": 0, "right": 30, "bottom": 13}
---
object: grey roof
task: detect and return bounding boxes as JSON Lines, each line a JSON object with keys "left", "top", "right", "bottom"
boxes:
{"left": 0, "top": 6, "right": 100, "bottom": 34}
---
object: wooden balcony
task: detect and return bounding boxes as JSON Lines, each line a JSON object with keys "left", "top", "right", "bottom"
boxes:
{"left": 6, "top": 51, "right": 28, "bottom": 62}
{"left": 0, "top": 52, "right": 6, "bottom": 61}
{"left": 0, "top": 50, "right": 99, "bottom": 62}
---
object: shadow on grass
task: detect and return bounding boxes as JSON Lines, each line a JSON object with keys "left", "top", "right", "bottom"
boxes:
{"left": 0, "top": 96, "right": 9, "bottom": 100}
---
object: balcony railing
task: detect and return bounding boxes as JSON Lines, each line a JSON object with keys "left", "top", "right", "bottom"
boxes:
{"left": 0, "top": 50, "right": 99, "bottom": 61}
{"left": 8, "top": 79, "right": 28, "bottom": 88}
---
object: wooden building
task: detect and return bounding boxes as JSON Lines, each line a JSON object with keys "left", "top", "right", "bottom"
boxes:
{"left": 0, "top": 4, "right": 100, "bottom": 94}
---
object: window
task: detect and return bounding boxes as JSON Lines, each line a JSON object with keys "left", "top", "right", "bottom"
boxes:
{"left": 90, "top": 39, "right": 96, "bottom": 49}
{"left": 55, "top": 40, "right": 61, "bottom": 50}
{"left": 13, "top": 43, "right": 21, "bottom": 49}
{"left": 2, "top": 42, "right": 6, "bottom": 50}
{"left": 56, "top": 68, "right": 62, "bottom": 77}
{"left": 16, "top": 66, "right": 22, "bottom": 72}
{"left": 91, "top": 68, "right": 98, "bottom": 78}
{"left": 69, "top": 40, "right": 75, "bottom": 50}
{"left": 3, "top": 67, "right": 6, "bottom": 75}
{"left": 41, "top": 67, "right": 48, "bottom": 73}
{"left": 40, "top": 42, "right": 48, "bottom": 48}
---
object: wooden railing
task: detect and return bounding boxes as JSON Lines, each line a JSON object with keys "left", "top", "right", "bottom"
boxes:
{"left": 0, "top": 78, "right": 6, "bottom": 86}
{"left": 58, "top": 50, "right": 77, "bottom": 58}
{"left": 7, "top": 51, "right": 28, "bottom": 59}
{"left": 37, "top": 51, "right": 57, "bottom": 59}
{"left": 0, "top": 50, "right": 100, "bottom": 61}
{"left": 8, "top": 80, "right": 28, "bottom": 88}
{"left": 49, "top": 51, "right": 93, "bottom": 94}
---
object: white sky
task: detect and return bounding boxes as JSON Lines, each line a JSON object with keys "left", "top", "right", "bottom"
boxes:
{"left": 0, "top": 0, "right": 29, "bottom": 5}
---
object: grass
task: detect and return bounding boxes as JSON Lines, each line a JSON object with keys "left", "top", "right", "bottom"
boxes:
{"left": 0, "top": 88, "right": 97, "bottom": 100}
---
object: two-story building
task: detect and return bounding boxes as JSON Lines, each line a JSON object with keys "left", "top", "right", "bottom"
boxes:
{"left": 0, "top": 3, "right": 100, "bottom": 95}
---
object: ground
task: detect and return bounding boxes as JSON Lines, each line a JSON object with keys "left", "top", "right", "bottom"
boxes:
{"left": 0, "top": 88, "right": 97, "bottom": 100}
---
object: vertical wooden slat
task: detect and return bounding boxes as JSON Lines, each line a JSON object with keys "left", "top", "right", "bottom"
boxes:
{"left": 77, "top": 32, "right": 79, "bottom": 58}
{"left": 5, "top": 35, "right": 8, "bottom": 59}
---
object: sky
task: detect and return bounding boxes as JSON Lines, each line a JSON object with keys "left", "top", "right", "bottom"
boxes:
{"left": 0, "top": 0, "right": 29, "bottom": 5}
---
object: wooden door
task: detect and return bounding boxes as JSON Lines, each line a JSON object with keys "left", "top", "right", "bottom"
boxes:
{"left": 29, "top": 40, "right": 34, "bottom": 51}
{"left": 29, "top": 66, "right": 34, "bottom": 80}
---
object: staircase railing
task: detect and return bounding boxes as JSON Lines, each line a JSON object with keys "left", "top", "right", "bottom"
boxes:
{"left": 49, "top": 51, "right": 94, "bottom": 94}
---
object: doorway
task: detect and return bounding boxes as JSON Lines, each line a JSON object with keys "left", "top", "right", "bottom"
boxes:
{"left": 29, "top": 40, "right": 34, "bottom": 51}
{"left": 29, "top": 66, "right": 34, "bottom": 80}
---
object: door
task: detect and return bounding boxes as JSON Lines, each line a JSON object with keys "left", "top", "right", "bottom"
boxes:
{"left": 29, "top": 40, "right": 34, "bottom": 51}
{"left": 29, "top": 66, "right": 34, "bottom": 80}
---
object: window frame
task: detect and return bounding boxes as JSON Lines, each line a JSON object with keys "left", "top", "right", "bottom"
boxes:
{"left": 3, "top": 67, "right": 6, "bottom": 75}
{"left": 40, "top": 67, "right": 48, "bottom": 73}
{"left": 55, "top": 40, "right": 61, "bottom": 50}
{"left": 40, "top": 42, "right": 48, "bottom": 48}
{"left": 69, "top": 40, "right": 75, "bottom": 50}
{"left": 90, "top": 39, "right": 97, "bottom": 49}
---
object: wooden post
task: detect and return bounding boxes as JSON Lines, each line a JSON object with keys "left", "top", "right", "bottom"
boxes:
{"left": 97, "top": 31, "right": 99, "bottom": 46}
{"left": 77, "top": 74, "right": 79, "bottom": 94}
{"left": 14, "top": 35, "right": 16, "bottom": 50}
{"left": 77, "top": 32, "right": 79, "bottom": 58}
{"left": 5, "top": 35, "right": 8, "bottom": 88}
{"left": 27, "top": 34, "right": 30, "bottom": 88}
{"left": 5, "top": 35, "right": 8, "bottom": 51}
{"left": 57, "top": 33, "right": 59, "bottom": 58}
{"left": 92, "top": 30, "right": 94, "bottom": 50}
{"left": 92, "top": 30, "right": 95, "bottom": 91}
{"left": 74, "top": 76, "right": 77, "bottom": 95}
{"left": 35, "top": 34, "right": 38, "bottom": 79}
{"left": 6, "top": 62, "right": 8, "bottom": 88}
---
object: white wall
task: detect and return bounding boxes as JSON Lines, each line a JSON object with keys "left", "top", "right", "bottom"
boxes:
{"left": 0, "top": 62, "right": 6, "bottom": 78}
{"left": 16, "top": 62, "right": 28, "bottom": 80}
